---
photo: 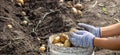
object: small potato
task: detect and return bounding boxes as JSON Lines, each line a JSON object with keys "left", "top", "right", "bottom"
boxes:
{"left": 74, "top": 4, "right": 84, "bottom": 10}
{"left": 59, "top": 0, "right": 64, "bottom": 3}
{"left": 22, "top": 20, "right": 28, "bottom": 25}
{"left": 77, "top": 10, "right": 83, "bottom": 17}
{"left": 21, "top": 20, "right": 28, "bottom": 26}
{"left": 64, "top": 40, "right": 71, "bottom": 47}
{"left": 60, "top": 33, "right": 68, "bottom": 43}
{"left": 72, "top": 7, "right": 78, "bottom": 14}
{"left": 54, "top": 43, "right": 64, "bottom": 47}
{"left": 21, "top": 11, "right": 26, "bottom": 16}
{"left": 39, "top": 45, "right": 46, "bottom": 52}
{"left": 52, "top": 36, "right": 60, "bottom": 44}
{"left": 7, "top": 24, "right": 13, "bottom": 29}
{"left": 16, "top": 0, "right": 24, "bottom": 5}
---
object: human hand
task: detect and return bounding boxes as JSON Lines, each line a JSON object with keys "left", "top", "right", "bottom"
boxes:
{"left": 69, "top": 30, "right": 95, "bottom": 48}
{"left": 78, "top": 23, "right": 101, "bottom": 37}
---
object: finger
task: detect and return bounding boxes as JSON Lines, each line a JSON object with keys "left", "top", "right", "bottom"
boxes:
{"left": 70, "top": 32, "right": 82, "bottom": 38}
{"left": 78, "top": 23, "right": 94, "bottom": 30}
{"left": 74, "top": 30, "right": 87, "bottom": 35}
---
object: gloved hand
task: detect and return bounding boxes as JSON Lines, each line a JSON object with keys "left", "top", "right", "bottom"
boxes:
{"left": 78, "top": 23, "right": 101, "bottom": 37}
{"left": 69, "top": 30, "right": 95, "bottom": 48}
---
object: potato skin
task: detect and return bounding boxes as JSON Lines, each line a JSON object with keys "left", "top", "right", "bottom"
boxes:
{"left": 54, "top": 43, "right": 64, "bottom": 47}
{"left": 39, "top": 45, "right": 46, "bottom": 52}
{"left": 72, "top": 7, "right": 78, "bottom": 14}
{"left": 64, "top": 40, "right": 71, "bottom": 47}
{"left": 74, "top": 4, "right": 84, "bottom": 10}
{"left": 52, "top": 36, "right": 61, "bottom": 44}
{"left": 60, "top": 34, "right": 68, "bottom": 43}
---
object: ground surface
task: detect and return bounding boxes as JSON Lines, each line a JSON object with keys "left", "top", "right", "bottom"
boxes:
{"left": 0, "top": 0, "right": 120, "bottom": 55}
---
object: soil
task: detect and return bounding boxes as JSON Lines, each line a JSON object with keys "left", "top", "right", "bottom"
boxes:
{"left": 0, "top": 0, "right": 120, "bottom": 55}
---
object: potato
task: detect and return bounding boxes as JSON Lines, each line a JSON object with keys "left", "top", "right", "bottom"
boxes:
{"left": 21, "top": 11, "right": 26, "bottom": 16}
{"left": 52, "top": 36, "right": 60, "bottom": 44}
{"left": 7, "top": 24, "right": 13, "bottom": 29}
{"left": 72, "top": 7, "right": 78, "bottom": 14}
{"left": 71, "top": 7, "right": 83, "bottom": 16}
{"left": 64, "top": 40, "right": 71, "bottom": 47}
{"left": 39, "top": 44, "right": 46, "bottom": 52}
{"left": 59, "top": 0, "right": 64, "bottom": 3}
{"left": 60, "top": 33, "right": 68, "bottom": 43}
{"left": 22, "top": 20, "right": 28, "bottom": 25}
{"left": 16, "top": 0, "right": 24, "bottom": 5}
{"left": 74, "top": 3, "right": 84, "bottom": 10}
{"left": 77, "top": 10, "right": 83, "bottom": 17}
{"left": 54, "top": 43, "right": 64, "bottom": 47}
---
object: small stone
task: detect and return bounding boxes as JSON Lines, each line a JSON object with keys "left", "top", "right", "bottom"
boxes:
{"left": 37, "top": 37, "right": 41, "bottom": 41}
{"left": 66, "top": 1, "right": 73, "bottom": 8}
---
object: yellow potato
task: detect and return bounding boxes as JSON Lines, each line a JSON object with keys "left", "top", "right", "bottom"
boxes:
{"left": 7, "top": 24, "right": 13, "bottom": 29}
{"left": 60, "top": 33, "right": 68, "bottom": 43}
{"left": 22, "top": 20, "right": 28, "bottom": 25}
{"left": 16, "top": 0, "right": 24, "bottom": 5}
{"left": 39, "top": 45, "right": 46, "bottom": 52}
{"left": 64, "top": 40, "right": 71, "bottom": 47}
{"left": 54, "top": 43, "right": 64, "bottom": 47}
{"left": 21, "top": 11, "right": 26, "bottom": 16}
{"left": 77, "top": 10, "right": 83, "bottom": 17}
{"left": 52, "top": 36, "right": 60, "bottom": 44}
{"left": 74, "top": 4, "right": 84, "bottom": 10}
{"left": 71, "top": 7, "right": 83, "bottom": 16}
{"left": 72, "top": 7, "right": 78, "bottom": 14}
{"left": 59, "top": 0, "right": 64, "bottom": 3}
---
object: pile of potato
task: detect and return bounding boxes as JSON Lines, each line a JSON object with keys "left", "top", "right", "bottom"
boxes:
{"left": 52, "top": 28, "right": 78, "bottom": 47}
{"left": 71, "top": 3, "right": 84, "bottom": 17}
{"left": 65, "top": 1, "right": 84, "bottom": 17}
{"left": 52, "top": 33, "right": 72, "bottom": 47}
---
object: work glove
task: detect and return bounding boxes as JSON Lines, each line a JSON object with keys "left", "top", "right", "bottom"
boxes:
{"left": 69, "top": 30, "right": 95, "bottom": 48}
{"left": 78, "top": 23, "right": 101, "bottom": 37}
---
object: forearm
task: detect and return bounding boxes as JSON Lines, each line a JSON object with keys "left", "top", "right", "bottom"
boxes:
{"left": 94, "top": 37, "right": 120, "bottom": 50}
{"left": 101, "top": 23, "right": 120, "bottom": 37}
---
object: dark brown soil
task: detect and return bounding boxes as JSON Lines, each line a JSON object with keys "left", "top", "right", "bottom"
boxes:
{"left": 0, "top": 0, "right": 120, "bottom": 55}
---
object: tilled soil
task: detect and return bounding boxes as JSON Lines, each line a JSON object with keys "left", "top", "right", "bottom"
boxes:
{"left": 0, "top": 0, "right": 120, "bottom": 55}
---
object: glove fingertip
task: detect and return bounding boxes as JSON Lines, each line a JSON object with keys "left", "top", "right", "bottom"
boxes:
{"left": 78, "top": 23, "right": 85, "bottom": 26}
{"left": 74, "top": 30, "right": 87, "bottom": 35}
{"left": 70, "top": 33, "right": 77, "bottom": 37}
